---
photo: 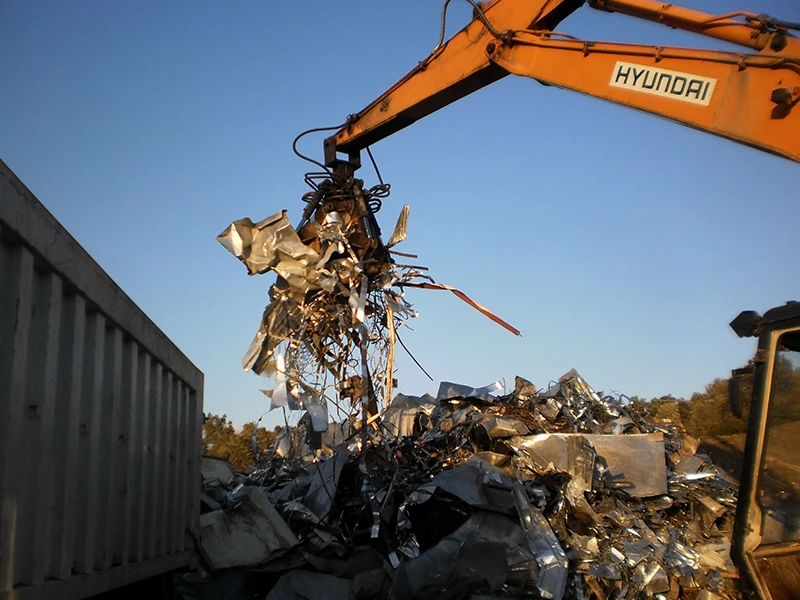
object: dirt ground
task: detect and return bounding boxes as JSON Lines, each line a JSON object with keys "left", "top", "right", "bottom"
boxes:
{"left": 699, "top": 433, "right": 747, "bottom": 484}
{"left": 700, "top": 420, "right": 800, "bottom": 486}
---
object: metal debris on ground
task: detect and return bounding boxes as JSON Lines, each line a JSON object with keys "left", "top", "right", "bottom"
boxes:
{"left": 184, "top": 369, "right": 743, "bottom": 600}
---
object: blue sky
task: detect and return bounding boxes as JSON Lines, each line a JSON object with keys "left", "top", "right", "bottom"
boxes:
{"left": 2, "top": 0, "right": 798, "bottom": 429}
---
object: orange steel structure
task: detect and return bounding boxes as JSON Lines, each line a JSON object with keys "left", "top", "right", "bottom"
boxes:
{"left": 325, "top": 0, "right": 800, "bottom": 165}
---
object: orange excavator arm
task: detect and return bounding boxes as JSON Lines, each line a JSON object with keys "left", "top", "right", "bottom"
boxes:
{"left": 324, "top": 0, "right": 800, "bottom": 166}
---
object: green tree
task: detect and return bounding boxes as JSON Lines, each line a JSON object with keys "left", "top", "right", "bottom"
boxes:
{"left": 202, "top": 413, "right": 236, "bottom": 456}
{"left": 201, "top": 413, "right": 280, "bottom": 472}
{"left": 646, "top": 395, "right": 685, "bottom": 428}
{"left": 679, "top": 377, "right": 750, "bottom": 439}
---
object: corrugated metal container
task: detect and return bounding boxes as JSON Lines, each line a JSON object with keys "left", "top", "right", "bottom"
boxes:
{"left": 0, "top": 160, "right": 204, "bottom": 600}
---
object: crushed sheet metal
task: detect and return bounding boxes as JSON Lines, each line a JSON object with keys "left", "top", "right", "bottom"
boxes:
{"left": 586, "top": 433, "right": 668, "bottom": 497}
{"left": 510, "top": 434, "right": 595, "bottom": 492}
{"left": 381, "top": 393, "right": 438, "bottom": 438}
{"left": 478, "top": 415, "right": 530, "bottom": 438}
{"left": 382, "top": 406, "right": 426, "bottom": 439}
{"left": 437, "top": 380, "right": 504, "bottom": 402}
{"left": 200, "top": 455, "right": 235, "bottom": 487}
{"left": 217, "top": 211, "right": 321, "bottom": 277}
{"left": 415, "top": 456, "right": 517, "bottom": 513}
{"left": 199, "top": 487, "right": 298, "bottom": 570}
{"left": 391, "top": 512, "right": 530, "bottom": 599}
{"left": 194, "top": 367, "right": 742, "bottom": 600}
{"left": 304, "top": 446, "right": 349, "bottom": 521}
{"left": 513, "top": 481, "right": 568, "bottom": 599}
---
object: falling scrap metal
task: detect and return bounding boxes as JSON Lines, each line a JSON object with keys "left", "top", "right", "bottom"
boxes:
{"left": 217, "top": 173, "right": 518, "bottom": 431}
{"left": 187, "top": 369, "right": 743, "bottom": 600}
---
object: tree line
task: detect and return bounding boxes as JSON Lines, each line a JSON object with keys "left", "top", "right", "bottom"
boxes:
{"left": 636, "top": 355, "right": 800, "bottom": 439}
{"left": 201, "top": 414, "right": 280, "bottom": 472}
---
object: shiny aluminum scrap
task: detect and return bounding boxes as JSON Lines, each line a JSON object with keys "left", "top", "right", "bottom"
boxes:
{"left": 217, "top": 173, "right": 417, "bottom": 431}
{"left": 217, "top": 174, "right": 518, "bottom": 433}
{"left": 189, "top": 369, "right": 742, "bottom": 600}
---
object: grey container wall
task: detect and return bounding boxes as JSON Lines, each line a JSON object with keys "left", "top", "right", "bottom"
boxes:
{"left": 0, "top": 160, "right": 204, "bottom": 600}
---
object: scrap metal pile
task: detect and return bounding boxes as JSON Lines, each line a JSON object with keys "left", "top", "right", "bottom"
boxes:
{"left": 206, "top": 173, "right": 740, "bottom": 598}
{"left": 188, "top": 370, "right": 741, "bottom": 600}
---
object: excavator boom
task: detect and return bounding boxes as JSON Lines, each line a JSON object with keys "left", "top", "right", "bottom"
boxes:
{"left": 325, "top": 0, "right": 800, "bottom": 165}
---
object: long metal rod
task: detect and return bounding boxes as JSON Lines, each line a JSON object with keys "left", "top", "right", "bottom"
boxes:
{"left": 385, "top": 302, "right": 396, "bottom": 406}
